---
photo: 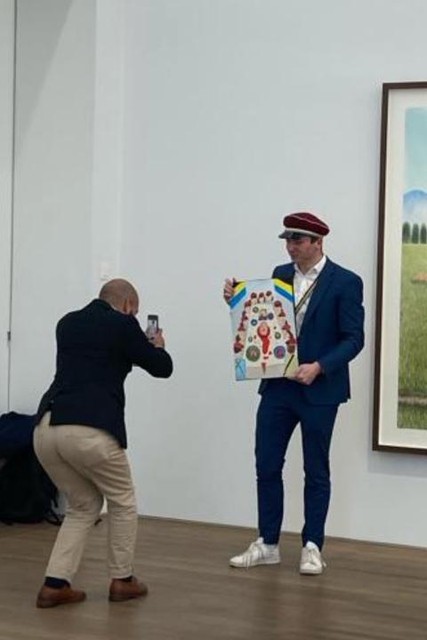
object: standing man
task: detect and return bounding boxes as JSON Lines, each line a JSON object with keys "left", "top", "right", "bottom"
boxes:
{"left": 34, "top": 278, "right": 173, "bottom": 607}
{"left": 224, "top": 212, "right": 364, "bottom": 574}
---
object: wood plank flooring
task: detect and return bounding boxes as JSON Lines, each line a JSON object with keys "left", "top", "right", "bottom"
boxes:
{"left": 0, "top": 517, "right": 426, "bottom": 640}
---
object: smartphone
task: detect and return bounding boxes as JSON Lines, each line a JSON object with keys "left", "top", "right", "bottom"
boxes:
{"left": 146, "top": 314, "right": 159, "bottom": 337}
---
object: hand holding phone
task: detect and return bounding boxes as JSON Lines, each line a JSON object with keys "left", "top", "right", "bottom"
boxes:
{"left": 146, "top": 314, "right": 159, "bottom": 339}
{"left": 146, "top": 314, "right": 166, "bottom": 348}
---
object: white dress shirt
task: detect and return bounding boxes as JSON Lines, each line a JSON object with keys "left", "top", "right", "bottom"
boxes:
{"left": 293, "top": 255, "right": 327, "bottom": 333}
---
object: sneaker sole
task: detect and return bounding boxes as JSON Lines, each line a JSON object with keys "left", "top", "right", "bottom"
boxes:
{"left": 229, "top": 558, "right": 281, "bottom": 568}
{"left": 299, "top": 566, "right": 324, "bottom": 575}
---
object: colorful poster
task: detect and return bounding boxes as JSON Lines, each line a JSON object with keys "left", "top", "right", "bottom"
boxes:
{"left": 229, "top": 278, "right": 298, "bottom": 381}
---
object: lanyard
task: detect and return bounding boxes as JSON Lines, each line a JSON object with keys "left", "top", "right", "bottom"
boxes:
{"left": 294, "top": 277, "right": 318, "bottom": 315}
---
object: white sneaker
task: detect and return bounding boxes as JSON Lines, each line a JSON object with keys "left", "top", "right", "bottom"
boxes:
{"left": 229, "top": 537, "right": 280, "bottom": 568}
{"left": 299, "top": 541, "right": 326, "bottom": 575}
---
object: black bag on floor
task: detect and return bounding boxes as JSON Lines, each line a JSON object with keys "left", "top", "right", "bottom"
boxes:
{"left": 0, "top": 412, "right": 61, "bottom": 525}
{"left": 0, "top": 447, "right": 61, "bottom": 525}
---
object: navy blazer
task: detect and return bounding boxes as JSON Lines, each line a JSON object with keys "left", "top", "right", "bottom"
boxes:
{"left": 259, "top": 258, "right": 364, "bottom": 405}
{"left": 37, "top": 299, "right": 173, "bottom": 448}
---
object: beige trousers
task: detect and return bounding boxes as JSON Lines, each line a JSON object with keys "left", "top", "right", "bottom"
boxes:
{"left": 33, "top": 412, "right": 138, "bottom": 583}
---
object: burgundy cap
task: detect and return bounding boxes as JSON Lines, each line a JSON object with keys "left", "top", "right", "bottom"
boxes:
{"left": 278, "top": 211, "right": 330, "bottom": 239}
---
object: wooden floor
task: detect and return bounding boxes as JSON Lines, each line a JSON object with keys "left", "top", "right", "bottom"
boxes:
{"left": 0, "top": 517, "right": 426, "bottom": 640}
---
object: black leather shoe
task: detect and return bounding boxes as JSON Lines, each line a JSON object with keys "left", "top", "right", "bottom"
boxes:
{"left": 109, "top": 576, "right": 148, "bottom": 602}
{"left": 36, "top": 585, "right": 87, "bottom": 608}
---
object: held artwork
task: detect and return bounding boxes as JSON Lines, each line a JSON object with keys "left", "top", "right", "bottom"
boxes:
{"left": 229, "top": 278, "right": 299, "bottom": 381}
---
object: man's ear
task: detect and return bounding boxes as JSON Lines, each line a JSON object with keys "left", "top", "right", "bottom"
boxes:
{"left": 123, "top": 298, "right": 131, "bottom": 315}
{"left": 123, "top": 297, "right": 138, "bottom": 316}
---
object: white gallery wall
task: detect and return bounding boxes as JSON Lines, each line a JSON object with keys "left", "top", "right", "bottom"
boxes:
{"left": 7, "top": 0, "right": 427, "bottom": 547}
{"left": 9, "top": 0, "right": 125, "bottom": 411}
{"left": 9, "top": 0, "right": 96, "bottom": 409}
{"left": 120, "top": 0, "right": 427, "bottom": 548}
{"left": 0, "top": 0, "right": 14, "bottom": 413}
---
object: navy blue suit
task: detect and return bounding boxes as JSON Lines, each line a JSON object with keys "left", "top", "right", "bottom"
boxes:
{"left": 37, "top": 299, "right": 173, "bottom": 448}
{"left": 256, "top": 258, "right": 364, "bottom": 548}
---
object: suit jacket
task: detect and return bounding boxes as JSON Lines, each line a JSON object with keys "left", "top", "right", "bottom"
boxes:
{"left": 259, "top": 258, "right": 364, "bottom": 405}
{"left": 37, "top": 299, "right": 173, "bottom": 448}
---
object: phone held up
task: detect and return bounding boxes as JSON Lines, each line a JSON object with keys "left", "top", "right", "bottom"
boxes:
{"left": 146, "top": 314, "right": 159, "bottom": 339}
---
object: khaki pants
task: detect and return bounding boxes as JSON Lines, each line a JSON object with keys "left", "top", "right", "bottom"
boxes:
{"left": 33, "top": 412, "right": 138, "bottom": 583}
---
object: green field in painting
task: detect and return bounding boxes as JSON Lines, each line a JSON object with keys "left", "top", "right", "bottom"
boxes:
{"left": 398, "top": 244, "right": 427, "bottom": 429}
{"left": 398, "top": 404, "right": 427, "bottom": 430}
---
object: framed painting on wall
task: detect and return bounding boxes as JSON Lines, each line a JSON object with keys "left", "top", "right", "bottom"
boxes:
{"left": 229, "top": 278, "right": 298, "bottom": 381}
{"left": 374, "top": 81, "right": 427, "bottom": 454}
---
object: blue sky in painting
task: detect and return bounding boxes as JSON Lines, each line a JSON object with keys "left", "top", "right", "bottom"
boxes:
{"left": 405, "top": 108, "right": 427, "bottom": 191}
{"left": 403, "top": 108, "right": 427, "bottom": 223}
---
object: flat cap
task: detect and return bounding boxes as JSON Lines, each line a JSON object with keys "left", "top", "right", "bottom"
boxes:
{"left": 279, "top": 212, "right": 330, "bottom": 239}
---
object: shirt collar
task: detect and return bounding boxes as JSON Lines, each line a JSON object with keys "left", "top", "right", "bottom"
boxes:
{"left": 294, "top": 254, "right": 327, "bottom": 277}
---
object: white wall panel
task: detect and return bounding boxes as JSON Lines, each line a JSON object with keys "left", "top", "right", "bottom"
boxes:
{"left": 0, "top": 0, "right": 15, "bottom": 412}
{"left": 9, "top": 0, "right": 96, "bottom": 412}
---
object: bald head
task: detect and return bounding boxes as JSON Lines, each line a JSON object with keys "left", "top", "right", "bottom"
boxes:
{"left": 99, "top": 278, "right": 139, "bottom": 316}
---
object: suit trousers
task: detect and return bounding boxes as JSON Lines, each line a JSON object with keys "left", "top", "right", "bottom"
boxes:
{"left": 256, "top": 382, "right": 338, "bottom": 549}
{"left": 33, "top": 412, "right": 138, "bottom": 583}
